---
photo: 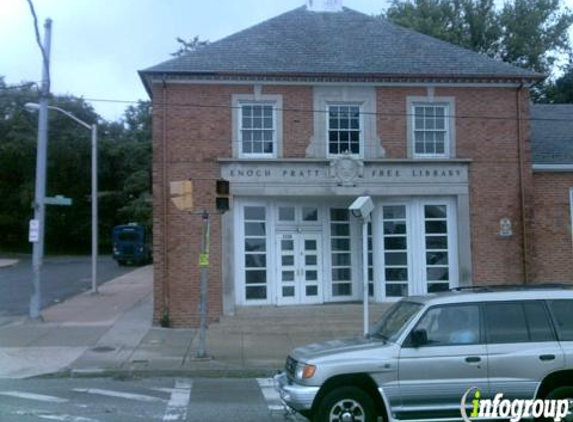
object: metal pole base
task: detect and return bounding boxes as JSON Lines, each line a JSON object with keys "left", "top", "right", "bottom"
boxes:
{"left": 191, "top": 354, "right": 213, "bottom": 361}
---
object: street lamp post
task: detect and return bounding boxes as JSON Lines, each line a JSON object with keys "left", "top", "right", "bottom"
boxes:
{"left": 25, "top": 102, "right": 99, "bottom": 296}
{"left": 28, "top": 18, "right": 52, "bottom": 320}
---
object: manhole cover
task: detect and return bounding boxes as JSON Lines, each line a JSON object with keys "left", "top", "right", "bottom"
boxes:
{"left": 91, "top": 346, "right": 115, "bottom": 353}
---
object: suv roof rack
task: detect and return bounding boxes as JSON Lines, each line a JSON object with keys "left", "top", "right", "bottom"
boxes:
{"left": 449, "top": 283, "right": 572, "bottom": 292}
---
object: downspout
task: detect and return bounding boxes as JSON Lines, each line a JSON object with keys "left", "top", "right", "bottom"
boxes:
{"left": 516, "top": 81, "right": 529, "bottom": 284}
{"left": 161, "top": 75, "right": 171, "bottom": 317}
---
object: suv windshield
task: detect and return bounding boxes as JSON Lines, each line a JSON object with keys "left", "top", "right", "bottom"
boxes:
{"left": 371, "top": 300, "right": 423, "bottom": 342}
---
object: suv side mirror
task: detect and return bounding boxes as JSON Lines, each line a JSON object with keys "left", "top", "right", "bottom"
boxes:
{"left": 410, "top": 329, "right": 428, "bottom": 347}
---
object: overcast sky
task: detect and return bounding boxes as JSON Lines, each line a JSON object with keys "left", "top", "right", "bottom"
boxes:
{"left": 1, "top": 0, "right": 571, "bottom": 121}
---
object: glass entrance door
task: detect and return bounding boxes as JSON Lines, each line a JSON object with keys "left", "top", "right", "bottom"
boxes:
{"left": 277, "top": 232, "right": 322, "bottom": 305}
{"left": 378, "top": 199, "right": 457, "bottom": 300}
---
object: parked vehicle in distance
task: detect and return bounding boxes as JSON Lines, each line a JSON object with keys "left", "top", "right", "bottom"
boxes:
{"left": 275, "top": 285, "right": 573, "bottom": 422}
{"left": 112, "top": 224, "right": 152, "bottom": 266}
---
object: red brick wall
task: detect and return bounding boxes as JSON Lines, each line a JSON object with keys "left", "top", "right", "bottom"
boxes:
{"left": 530, "top": 173, "right": 573, "bottom": 282}
{"left": 264, "top": 85, "right": 313, "bottom": 157}
{"left": 447, "top": 87, "right": 531, "bottom": 285}
{"left": 151, "top": 84, "right": 314, "bottom": 327}
{"left": 152, "top": 82, "right": 534, "bottom": 327}
{"left": 376, "top": 86, "right": 530, "bottom": 285}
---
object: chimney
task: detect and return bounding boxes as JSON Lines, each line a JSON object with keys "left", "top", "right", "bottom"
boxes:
{"left": 306, "top": 0, "right": 343, "bottom": 12}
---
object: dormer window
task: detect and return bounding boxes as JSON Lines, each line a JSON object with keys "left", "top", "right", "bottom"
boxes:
{"left": 327, "top": 105, "right": 362, "bottom": 156}
{"left": 239, "top": 102, "right": 276, "bottom": 157}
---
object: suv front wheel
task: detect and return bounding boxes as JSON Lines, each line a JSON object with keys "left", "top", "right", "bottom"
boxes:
{"left": 315, "top": 386, "right": 377, "bottom": 422}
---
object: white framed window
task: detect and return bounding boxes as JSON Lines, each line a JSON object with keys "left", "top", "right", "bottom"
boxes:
{"left": 239, "top": 102, "right": 276, "bottom": 157}
{"left": 381, "top": 204, "right": 409, "bottom": 298}
{"left": 330, "top": 208, "right": 353, "bottom": 297}
{"left": 374, "top": 198, "right": 458, "bottom": 301}
{"left": 412, "top": 104, "right": 450, "bottom": 157}
{"left": 243, "top": 205, "right": 268, "bottom": 301}
{"left": 327, "top": 105, "right": 363, "bottom": 157}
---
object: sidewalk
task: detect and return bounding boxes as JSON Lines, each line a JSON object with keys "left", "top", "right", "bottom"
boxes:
{"left": 0, "top": 265, "right": 389, "bottom": 379}
{"left": 0, "top": 265, "right": 153, "bottom": 378}
{"left": 0, "top": 258, "right": 19, "bottom": 268}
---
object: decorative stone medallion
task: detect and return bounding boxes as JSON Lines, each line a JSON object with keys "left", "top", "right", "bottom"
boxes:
{"left": 330, "top": 152, "right": 363, "bottom": 186}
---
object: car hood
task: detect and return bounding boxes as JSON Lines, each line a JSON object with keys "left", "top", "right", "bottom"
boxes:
{"left": 290, "top": 336, "right": 391, "bottom": 362}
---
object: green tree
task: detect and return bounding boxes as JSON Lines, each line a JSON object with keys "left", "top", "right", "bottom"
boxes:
{"left": 542, "top": 62, "right": 573, "bottom": 102}
{"left": 171, "top": 36, "right": 209, "bottom": 57}
{"left": 386, "top": 0, "right": 500, "bottom": 55}
{"left": 498, "top": 0, "right": 573, "bottom": 74}
{"left": 0, "top": 79, "right": 152, "bottom": 253}
{"left": 385, "top": 0, "right": 573, "bottom": 75}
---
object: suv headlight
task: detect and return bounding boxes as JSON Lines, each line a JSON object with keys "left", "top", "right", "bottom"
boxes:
{"left": 295, "top": 362, "right": 316, "bottom": 379}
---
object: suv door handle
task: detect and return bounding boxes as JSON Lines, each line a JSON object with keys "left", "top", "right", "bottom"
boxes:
{"left": 465, "top": 356, "right": 481, "bottom": 363}
{"left": 539, "top": 354, "right": 555, "bottom": 361}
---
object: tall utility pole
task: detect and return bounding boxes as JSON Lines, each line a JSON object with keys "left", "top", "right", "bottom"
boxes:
{"left": 30, "top": 18, "right": 52, "bottom": 320}
{"left": 91, "top": 124, "right": 98, "bottom": 294}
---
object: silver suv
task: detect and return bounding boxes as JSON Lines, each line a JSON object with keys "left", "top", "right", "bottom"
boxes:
{"left": 274, "top": 286, "right": 573, "bottom": 422}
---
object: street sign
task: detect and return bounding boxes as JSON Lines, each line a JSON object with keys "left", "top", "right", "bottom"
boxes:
{"left": 44, "top": 195, "right": 72, "bottom": 206}
{"left": 29, "top": 219, "right": 40, "bottom": 243}
{"left": 199, "top": 253, "right": 209, "bottom": 267}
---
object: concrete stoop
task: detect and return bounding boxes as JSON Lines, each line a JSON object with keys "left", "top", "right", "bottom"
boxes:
{"left": 214, "top": 303, "right": 391, "bottom": 334}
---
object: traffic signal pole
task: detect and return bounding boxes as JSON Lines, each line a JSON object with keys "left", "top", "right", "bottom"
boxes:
{"left": 170, "top": 179, "right": 229, "bottom": 359}
{"left": 196, "top": 210, "right": 210, "bottom": 359}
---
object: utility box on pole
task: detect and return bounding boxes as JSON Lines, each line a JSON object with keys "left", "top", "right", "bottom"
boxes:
{"left": 169, "top": 180, "right": 193, "bottom": 212}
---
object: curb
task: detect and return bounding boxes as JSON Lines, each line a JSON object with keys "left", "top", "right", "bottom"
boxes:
{"left": 0, "top": 259, "right": 19, "bottom": 269}
{"left": 35, "top": 367, "right": 281, "bottom": 380}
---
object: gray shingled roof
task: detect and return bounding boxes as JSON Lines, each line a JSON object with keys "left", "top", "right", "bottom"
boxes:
{"left": 141, "top": 6, "right": 541, "bottom": 79}
{"left": 530, "top": 104, "right": 573, "bottom": 165}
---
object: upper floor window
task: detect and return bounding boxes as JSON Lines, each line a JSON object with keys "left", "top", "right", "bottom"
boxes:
{"left": 413, "top": 104, "right": 450, "bottom": 157}
{"left": 328, "top": 105, "right": 362, "bottom": 156}
{"left": 239, "top": 103, "right": 276, "bottom": 157}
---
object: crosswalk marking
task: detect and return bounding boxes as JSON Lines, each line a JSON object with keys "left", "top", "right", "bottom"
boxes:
{"left": 1, "top": 378, "right": 290, "bottom": 420}
{"left": 72, "top": 388, "right": 164, "bottom": 403}
{"left": 257, "top": 378, "right": 285, "bottom": 411}
{"left": 12, "top": 410, "right": 99, "bottom": 422}
{"left": 37, "top": 414, "right": 99, "bottom": 422}
{"left": 152, "top": 387, "right": 176, "bottom": 394}
{"left": 0, "top": 391, "right": 68, "bottom": 403}
{"left": 162, "top": 379, "right": 192, "bottom": 421}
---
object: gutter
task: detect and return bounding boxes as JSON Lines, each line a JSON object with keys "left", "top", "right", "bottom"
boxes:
{"left": 161, "top": 75, "right": 170, "bottom": 319}
{"left": 532, "top": 164, "right": 573, "bottom": 172}
{"left": 516, "top": 84, "right": 529, "bottom": 284}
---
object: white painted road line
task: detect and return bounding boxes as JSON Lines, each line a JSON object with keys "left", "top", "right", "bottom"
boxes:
{"left": 257, "top": 378, "right": 285, "bottom": 411}
{"left": 151, "top": 387, "right": 177, "bottom": 394}
{"left": 72, "top": 388, "right": 165, "bottom": 403}
{"left": 37, "top": 414, "right": 100, "bottom": 422}
{"left": 0, "top": 391, "right": 68, "bottom": 403}
{"left": 162, "top": 380, "right": 192, "bottom": 421}
{"left": 12, "top": 410, "right": 99, "bottom": 422}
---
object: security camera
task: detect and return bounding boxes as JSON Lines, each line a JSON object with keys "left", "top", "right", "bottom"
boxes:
{"left": 348, "top": 196, "right": 374, "bottom": 219}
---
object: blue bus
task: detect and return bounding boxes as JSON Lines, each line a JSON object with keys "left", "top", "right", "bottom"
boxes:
{"left": 112, "top": 224, "right": 152, "bottom": 266}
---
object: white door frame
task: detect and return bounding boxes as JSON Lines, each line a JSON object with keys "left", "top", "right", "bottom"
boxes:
{"left": 374, "top": 197, "right": 458, "bottom": 301}
{"left": 275, "top": 231, "right": 324, "bottom": 305}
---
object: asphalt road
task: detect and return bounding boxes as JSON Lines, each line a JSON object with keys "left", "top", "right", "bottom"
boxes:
{"left": 0, "top": 255, "right": 134, "bottom": 319}
{"left": 0, "top": 377, "right": 304, "bottom": 422}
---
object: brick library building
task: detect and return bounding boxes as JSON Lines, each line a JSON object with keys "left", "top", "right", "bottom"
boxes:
{"left": 140, "top": 1, "right": 573, "bottom": 327}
